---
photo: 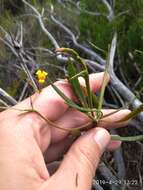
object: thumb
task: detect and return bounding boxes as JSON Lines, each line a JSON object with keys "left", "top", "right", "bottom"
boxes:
{"left": 47, "top": 127, "right": 110, "bottom": 190}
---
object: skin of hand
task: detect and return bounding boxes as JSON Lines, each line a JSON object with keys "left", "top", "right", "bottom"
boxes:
{"left": 0, "top": 72, "right": 130, "bottom": 190}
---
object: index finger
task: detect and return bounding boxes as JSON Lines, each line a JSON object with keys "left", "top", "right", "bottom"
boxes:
{"left": 15, "top": 72, "right": 109, "bottom": 121}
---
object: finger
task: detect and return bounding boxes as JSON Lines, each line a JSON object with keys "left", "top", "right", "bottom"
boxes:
{"left": 45, "top": 139, "right": 121, "bottom": 163}
{"left": 50, "top": 108, "right": 130, "bottom": 143}
{"left": 16, "top": 81, "right": 76, "bottom": 121}
{"left": 4, "top": 72, "right": 108, "bottom": 153}
{"left": 41, "top": 128, "right": 110, "bottom": 190}
{"left": 51, "top": 109, "right": 90, "bottom": 143}
{"left": 79, "top": 72, "right": 110, "bottom": 92}
{"left": 98, "top": 109, "right": 131, "bottom": 128}
{"left": 9, "top": 81, "right": 76, "bottom": 152}
{"left": 16, "top": 72, "right": 107, "bottom": 118}
{"left": 44, "top": 137, "right": 74, "bottom": 163}
{"left": 7, "top": 72, "right": 107, "bottom": 124}
{"left": 44, "top": 109, "right": 128, "bottom": 160}
{"left": 17, "top": 73, "right": 107, "bottom": 150}
{"left": 0, "top": 81, "right": 76, "bottom": 128}
{"left": 107, "top": 140, "right": 121, "bottom": 151}
{"left": 44, "top": 136, "right": 121, "bottom": 164}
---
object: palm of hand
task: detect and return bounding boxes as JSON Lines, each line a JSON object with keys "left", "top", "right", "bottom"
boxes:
{"left": 0, "top": 73, "right": 129, "bottom": 190}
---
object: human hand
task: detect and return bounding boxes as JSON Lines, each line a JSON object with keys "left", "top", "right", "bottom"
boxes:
{"left": 0, "top": 72, "right": 130, "bottom": 190}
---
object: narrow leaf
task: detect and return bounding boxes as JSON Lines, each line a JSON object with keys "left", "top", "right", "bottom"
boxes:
{"left": 88, "top": 41, "right": 106, "bottom": 55}
{"left": 67, "top": 59, "right": 88, "bottom": 107}
{"left": 116, "top": 104, "right": 143, "bottom": 122}
{"left": 97, "top": 69, "right": 109, "bottom": 112}
{"left": 48, "top": 78, "right": 98, "bottom": 113}
{"left": 98, "top": 33, "right": 117, "bottom": 115}
{"left": 90, "top": 91, "right": 99, "bottom": 108}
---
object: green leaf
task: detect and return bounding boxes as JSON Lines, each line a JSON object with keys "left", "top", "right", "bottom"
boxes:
{"left": 97, "top": 33, "right": 117, "bottom": 117}
{"left": 67, "top": 59, "right": 88, "bottom": 107}
{"left": 97, "top": 69, "right": 109, "bottom": 114}
{"left": 90, "top": 91, "right": 99, "bottom": 108}
{"left": 48, "top": 78, "right": 98, "bottom": 113}
{"left": 116, "top": 104, "right": 143, "bottom": 122}
{"left": 88, "top": 41, "right": 106, "bottom": 55}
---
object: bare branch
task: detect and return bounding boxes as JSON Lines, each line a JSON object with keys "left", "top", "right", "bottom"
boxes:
{"left": 0, "top": 99, "right": 9, "bottom": 107}
{"left": 50, "top": 14, "right": 106, "bottom": 64}
{"left": 22, "top": 0, "right": 60, "bottom": 49}
{"left": 102, "top": 0, "right": 114, "bottom": 21}
{"left": 57, "top": 0, "right": 113, "bottom": 21}
{"left": 0, "top": 88, "right": 17, "bottom": 105}
{"left": 0, "top": 25, "right": 38, "bottom": 92}
{"left": 108, "top": 32, "right": 117, "bottom": 73}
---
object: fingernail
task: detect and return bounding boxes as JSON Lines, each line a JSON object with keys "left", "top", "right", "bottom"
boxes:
{"left": 94, "top": 128, "right": 110, "bottom": 150}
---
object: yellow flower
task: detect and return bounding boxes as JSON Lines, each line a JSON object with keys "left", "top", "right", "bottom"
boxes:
{"left": 36, "top": 69, "right": 48, "bottom": 84}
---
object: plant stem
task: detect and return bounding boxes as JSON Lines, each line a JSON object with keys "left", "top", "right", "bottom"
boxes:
{"left": 2, "top": 106, "right": 143, "bottom": 142}
{"left": 111, "top": 134, "right": 143, "bottom": 141}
